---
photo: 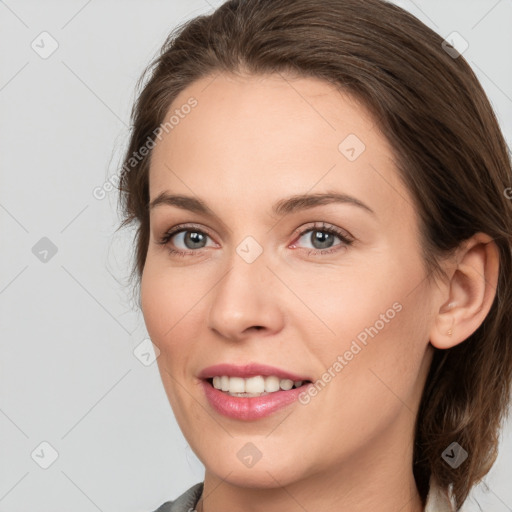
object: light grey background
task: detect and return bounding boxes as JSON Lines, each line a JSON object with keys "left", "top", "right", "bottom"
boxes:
{"left": 0, "top": 1, "right": 511, "bottom": 511}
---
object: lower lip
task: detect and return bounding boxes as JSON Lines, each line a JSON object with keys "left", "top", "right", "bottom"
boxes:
{"left": 201, "top": 380, "right": 309, "bottom": 420}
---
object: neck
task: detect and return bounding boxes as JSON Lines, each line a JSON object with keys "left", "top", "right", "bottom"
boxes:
{"left": 197, "top": 425, "right": 424, "bottom": 512}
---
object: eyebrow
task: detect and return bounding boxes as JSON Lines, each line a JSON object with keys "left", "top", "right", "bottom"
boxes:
{"left": 149, "top": 191, "right": 375, "bottom": 218}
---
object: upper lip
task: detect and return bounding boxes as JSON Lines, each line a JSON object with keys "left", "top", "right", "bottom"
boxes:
{"left": 198, "top": 363, "right": 311, "bottom": 382}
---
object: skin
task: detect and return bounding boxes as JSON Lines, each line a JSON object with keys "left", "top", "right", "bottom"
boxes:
{"left": 140, "top": 72, "right": 499, "bottom": 512}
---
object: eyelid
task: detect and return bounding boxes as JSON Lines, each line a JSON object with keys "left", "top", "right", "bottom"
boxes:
{"left": 290, "top": 221, "right": 354, "bottom": 245}
{"left": 158, "top": 220, "right": 355, "bottom": 255}
{"left": 158, "top": 222, "right": 218, "bottom": 245}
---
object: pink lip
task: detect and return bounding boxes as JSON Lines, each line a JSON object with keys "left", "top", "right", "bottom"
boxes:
{"left": 198, "top": 363, "right": 310, "bottom": 381}
{"left": 198, "top": 363, "right": 312, "bottom": 421}
{"left": 200, "top": 380, "right": 311, "bottom": 421}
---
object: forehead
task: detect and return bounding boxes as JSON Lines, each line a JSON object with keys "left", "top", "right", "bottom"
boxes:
{"left": 148, "top": 72, "right": 410, "bottom": 221}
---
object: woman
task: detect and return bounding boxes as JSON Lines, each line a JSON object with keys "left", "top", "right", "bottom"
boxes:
{"left": 117, "top": 0, "right": 512, "bottom": 510}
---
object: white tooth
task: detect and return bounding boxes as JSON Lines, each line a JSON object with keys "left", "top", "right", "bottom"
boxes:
{"left": 245, "top": 376, "right": 265, "bottom": 393}
{"left": 264, "top": 376, "right": 280, "bottom": 392}
{"left": 280, "top": 378, "right": 293, "bottom": 391}
{"left": 229, "top": 376, "right": 245, "bottom": 393}
{"left": 221, "top": 376, "right": 230, "bottom": 392}
{"left": 215, "top": 375, "right": 301, "bottom": 394}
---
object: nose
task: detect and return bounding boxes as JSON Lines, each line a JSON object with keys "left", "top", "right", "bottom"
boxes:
{"left": 207, "top": 250, "right": 285, "bottom": 341}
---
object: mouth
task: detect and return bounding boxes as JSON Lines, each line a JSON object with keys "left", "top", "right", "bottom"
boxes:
{"left": 198, "top": 363, "right": 314, "bottom": 420}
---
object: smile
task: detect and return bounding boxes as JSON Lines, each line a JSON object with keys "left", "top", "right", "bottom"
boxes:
{"left": 198, "top": 363, "right": 313, "bottom": 420}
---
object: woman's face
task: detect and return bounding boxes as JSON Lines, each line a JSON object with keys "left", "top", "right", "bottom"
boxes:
{"left": 141, "top": 72, "right": 439, "bottom": 488}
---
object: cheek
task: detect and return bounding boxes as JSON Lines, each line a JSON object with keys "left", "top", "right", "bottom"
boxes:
{"left": 140, "top": 260, "right": 205, "bottom": 345}
{"left": 140, "top": 264, "right": 199, "bottom": 397}
{"left": 291, "top": 251, "right": 430, "bottom": 404}
{"left": 140, "top": 262, "right": 208, "bottom": 420}
{"left": 281, "top": 256, "right": 407, "bottom": 350}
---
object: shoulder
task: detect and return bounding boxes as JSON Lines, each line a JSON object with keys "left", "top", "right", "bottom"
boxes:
{"left": 150, "top": 482, "right": 204, "bottom": 512}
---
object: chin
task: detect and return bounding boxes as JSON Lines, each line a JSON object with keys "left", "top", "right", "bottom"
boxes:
{"left": 197, "top": 442, "right": 312, "bottom": 489}
{"left": 207, "top": 462, "right": 301, "bottom": 489}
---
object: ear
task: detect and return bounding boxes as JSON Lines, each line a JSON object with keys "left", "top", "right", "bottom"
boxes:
{"left": 429, "top": 232, "right": 500, "bottom": 350}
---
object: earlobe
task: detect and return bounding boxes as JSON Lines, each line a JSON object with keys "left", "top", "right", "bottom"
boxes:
{"left": 429, "top": 233, "right": 500, "bottom": 350}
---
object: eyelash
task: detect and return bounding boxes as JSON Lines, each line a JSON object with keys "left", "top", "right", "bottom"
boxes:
{"left": 157, "top": 222, "right": 354, "bottom": 257}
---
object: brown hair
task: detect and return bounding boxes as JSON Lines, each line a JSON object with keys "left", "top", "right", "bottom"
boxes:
{"left": 117, "top": 0, "right": 512, "bottom": 508}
